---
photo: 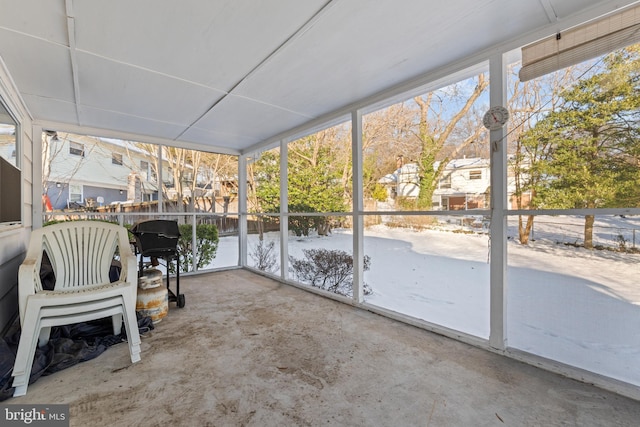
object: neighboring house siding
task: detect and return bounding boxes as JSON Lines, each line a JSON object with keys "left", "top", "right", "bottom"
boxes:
{"left": 0, "top": 60, "right": 32, "bottom": 334}
{"left": 434, "top": 159, "right": 490, "bottom": 210}
{"left": 380, "top": 158, "right": 491, "bottom": 210}
{"left": 44, "top": 134, "right": 163, "bottom": 210}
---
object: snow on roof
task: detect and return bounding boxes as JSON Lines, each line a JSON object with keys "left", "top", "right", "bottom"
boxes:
{"left": 379, "top": 173, "right": 397, "bottom": 184}
{"left": 446, "top": 157, "right": 489, "bottom": 169}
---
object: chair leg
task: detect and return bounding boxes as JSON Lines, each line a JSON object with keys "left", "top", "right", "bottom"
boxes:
{"left": 111, "top": 313, "right": 123, "bottom": 335}
{"left": 12, "top": 310, "right": 43, "bottom": 397}
{"left": 176, "top": 256, "right": 180, "bottom": 298}
{"left": 121, "top": 293, "right": 141, "bottom": 363}
{"left": 37, "top": 326, "right": 52, "bottom": 347}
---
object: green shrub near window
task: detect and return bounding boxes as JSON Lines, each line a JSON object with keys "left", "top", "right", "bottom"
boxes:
{"left": 174, "top": 223, "right": 219, "bottom": 273}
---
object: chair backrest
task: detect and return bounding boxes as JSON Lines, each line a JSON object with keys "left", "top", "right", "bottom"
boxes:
{"left": 34, "top": 221, "right": 130, "bottom": 291}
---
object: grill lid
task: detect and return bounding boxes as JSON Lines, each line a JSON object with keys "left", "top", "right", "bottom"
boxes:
{"left": 131, "top": 220, "right": 180, "bottom": 256}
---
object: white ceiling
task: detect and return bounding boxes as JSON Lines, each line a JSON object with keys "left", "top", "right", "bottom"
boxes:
{"left": 0, "top": 0, "right": 638, "bottom": 154}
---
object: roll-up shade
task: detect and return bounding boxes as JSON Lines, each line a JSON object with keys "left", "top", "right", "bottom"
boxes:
{"left": 519, "top": 4, "right": 640, "bottom": 82}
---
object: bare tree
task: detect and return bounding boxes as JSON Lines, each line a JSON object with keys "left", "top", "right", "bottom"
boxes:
{"left": 412, "top": 73, "right": 489, "bottom": 209}
{"left": 507, "top": 64, "right": 588, "bottom": 244}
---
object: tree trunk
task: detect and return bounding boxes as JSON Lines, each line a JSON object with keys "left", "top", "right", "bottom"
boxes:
{"left": 518, "top": 215, "right": 535, "bottom": 245}
{"left": 584, "top": 214, "right": 595, "bottom": 249}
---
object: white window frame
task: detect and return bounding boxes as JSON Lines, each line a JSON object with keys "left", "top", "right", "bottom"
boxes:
{"left": 68, "top": 183, "right": 83, "bottom": 203}
{"left": 69, "top": 141, "right": 84, "bottom": 157}
{"left": 112, "top": 152, "right": 123, "bottom": 166}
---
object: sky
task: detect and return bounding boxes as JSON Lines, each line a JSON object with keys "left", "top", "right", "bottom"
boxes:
{"left": 214, "top": 214, "right": 640, "bottom": 388}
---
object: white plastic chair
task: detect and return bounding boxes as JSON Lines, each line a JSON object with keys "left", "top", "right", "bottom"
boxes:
{"left": 11, "top": 221, "right": 142, "bottom": 397}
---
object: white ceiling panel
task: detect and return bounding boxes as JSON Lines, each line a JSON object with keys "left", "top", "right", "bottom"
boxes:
{"left": 233, "top": 0, "right": 562, "bottom": 117}
{"left": 75, "top": 52, "right": 225, "bottom": 125}
{"left": 0, "top": 0, "right": 68, "bottom": 46}
{"left": 191, "top": 94, "right": 311, "bottom": 142}
{"left": 71, "top": 0, "right": 329, "bottom": 90}
{"left": 0, "top": 29, "right": 75, "bottom": 102}
{"left": 78, "top": 105, "right": 189, "bottom": 142}
{"left": 0, "top": 0, "right": 637, "bottom": 154}
{"left": 21, "top": 95, "right": 78, "bottom": 125}
{"left": 179, "top": 127, "right": 260, "bottom": 152}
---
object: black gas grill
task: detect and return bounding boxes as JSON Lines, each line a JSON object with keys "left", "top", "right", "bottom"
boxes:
{"left": 131, "top": 219, "right": 185, "bottom": 308}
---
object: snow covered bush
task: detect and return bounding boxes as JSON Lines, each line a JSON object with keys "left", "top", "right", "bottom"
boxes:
{"left": 289, "top": 249, "right": 372, "bottom": 297}
{"left": 250, "top": 238, "right": 278, "bottom": 272}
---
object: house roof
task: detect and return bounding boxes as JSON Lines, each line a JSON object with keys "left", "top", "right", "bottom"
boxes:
{"left": 443, "top": 158, "right": 491, "bottom": 170}
{"left": 1, "top": 0, "right": 637, "bottom": 155}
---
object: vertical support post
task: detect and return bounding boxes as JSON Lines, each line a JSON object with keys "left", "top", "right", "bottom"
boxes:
{"left": 239, "top": 154, "right": 248, "bottom": 267}
{"left": 280, "top": 140, "right": 289, "bottom": 281}
{"left": 157, "top": 145, "right": 164, "bottom": 215}
{"left": 352, "top": 110, "right": 364, "bottom": 303}
{"left": 32, "top": 125, "right": 43, "bottom": 229}
{"left": 489, "top": 54, "right": 508, "bottom": 350}
{"left": 191, "top": 213, "right": 197, "bottom": 272}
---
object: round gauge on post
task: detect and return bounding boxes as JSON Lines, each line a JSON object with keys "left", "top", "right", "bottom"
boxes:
{"left": 482, "top": 106, "right": 509, "bottom": 130}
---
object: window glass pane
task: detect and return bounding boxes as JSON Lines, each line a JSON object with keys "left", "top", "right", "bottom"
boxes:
{"left": 247, "top": 147, "right": 280, "bottom": 214}
{"left": 0, "top": 106, "right": 16, "bottom": 167}
{"left": 0, "top": 100, "right": 19, "bottom": 224}
{"left": 203, "top": 213, "right": 240, "bottom": 269}
{"left": 469, "top": 170, "right": 482, "bottom": 180}
{"left": 214, "top": 229, "right": 239, "bottom": 269}
{"left": 288, "top": 121, "right": 352, "bottom": 214}
{"left": 43, "top": 131, "right": 238, "bottom": 217}
{"left": 140, "top": 160, "right": 149, "bottom": 180}
{"left": 363, "top": 70, "right": 490, "bottom": 212}
{"left": 69, "top": 141, "right": 84, "bottom": 156}
{"left": 363, "top": 214, "right": 490, "bottom": 338}
{"left": 132, "top": 216, "right": 231, "bottom": 275}
{"left": 68, "top": 184, "right": 82, "bottom": 203}
{"left": 358, "top": 65, "right": 491, "bottom": 338}
{"left": 112, "top": 152, "right": 123, "bottom": 165}
{"left": 506, "top": 43, "right": 640, "bottom": 384}
{"left": 287, "top": 216, "right": 355, "bottom": 297}
{"left": 507, "top": 214, "right": 640, "bottom": 387}
{"left": 508, "top": 44, "right": 640, "bottom": 211}
{"left": 247, "top": 214, "right": 280, "bottom": 275}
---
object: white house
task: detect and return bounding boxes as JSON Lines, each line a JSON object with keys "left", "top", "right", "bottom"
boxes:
{"left": 43, "top": 132, "right": 167, "bottom": 210}
{"left": 433, "top": 157, "right": 490, "bottom": 210}
{"left": 380, "top": 157, "right": 491, "bottom": 210}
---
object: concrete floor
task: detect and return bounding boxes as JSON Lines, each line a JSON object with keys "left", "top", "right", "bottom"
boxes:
{"left": 8, "top": 269, "right": 640, "bottom": 426}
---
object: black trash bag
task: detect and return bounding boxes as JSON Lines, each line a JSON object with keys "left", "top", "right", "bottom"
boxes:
{"left": 40, "top": 253, "right": 122, "bottom": 290}
{"left": 46, "top": 338, "right": 107, "bottom": 374}
{"left": 0, "top": 339, "right": 17, "bottom": 401}
{"left": 40, "top": 251, "right": 56, "bottom": 291}
{"left": 0, "top": 331, "right": 55, "bottom": 401}
{"left": 135, "top": 312, "right": 155, "bottom": 335}
{"left": 109, "top": 260, "right": 122, "bottom": 283}
{"left": 0, "top": 313, "right": 154, "bottom": 401}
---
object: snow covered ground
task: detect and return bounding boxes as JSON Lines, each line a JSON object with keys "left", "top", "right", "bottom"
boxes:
{"left": 212, "top": 215, "right": 640, "bottom": 387}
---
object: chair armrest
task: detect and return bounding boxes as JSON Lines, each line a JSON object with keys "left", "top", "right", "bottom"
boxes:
{"left": 116, "top": 227, "right": 139, "bottom": 305}
{"left": 17, "top": 227, "right": 47, "bottom": 323}
{"left": 17, "top": 258, "right": 39, "bottom": 325}
{"left": 119, "top": 251, "right": 138, "bottom": 283}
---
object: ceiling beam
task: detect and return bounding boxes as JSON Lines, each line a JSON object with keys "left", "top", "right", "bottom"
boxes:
{"left": 540, "top": 0, "right": 558, "bottom": 23}
{"left": 65, "top": 0, "right": 81, "bottom": 125}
